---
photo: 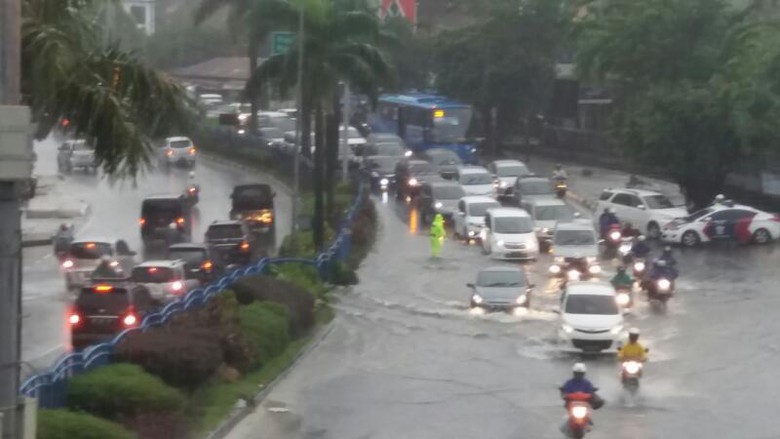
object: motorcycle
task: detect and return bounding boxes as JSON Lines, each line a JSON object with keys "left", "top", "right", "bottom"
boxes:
{"left": 615, "top": 286, "right": 633, "bottom": 310}
{"left": 554, "top": 177, "right": 568, "bottom": 198}
{"left": 601, "top": 224, "right": 622, "bottom": 258}
{"left": 644, "top": 277, "right": 674, "bottom": 304}
{"left": 618, "top": 237, "right": 634, "bottom": 263}
{"left": 620, "top": 360, "right": 643, "bottom": 395}
{"left": 52, "top": 224, "right": 75, "bottom": 261}
{"left": 632, "top": 258, "right": 647, "bottom": 279}
{"left": 184, "top": 184, "right": 200, "bottom": 206}
{"left": 560, "top": 391, "right": 597, "bottom": 438}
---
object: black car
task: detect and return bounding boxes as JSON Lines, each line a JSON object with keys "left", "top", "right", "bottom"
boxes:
{"left": 418, "top": 181, "right": 466, "bottom": 224}
{"left": 167, "top": 243, "right": 222, "bottom": 283}
{"left": 70, "top": 282, "right": 156, "bottom": 350}
{"left": 140, "top": 195, "right": 191, "bottom": 243}
{"left": 419, "top": 148, "right": 463, "bottom": 180}
{"left": 205, "top": 220, "right": 256, "bottom": 267}
{"left": 394, "top": 159, "right": 440, "bottom": 199}
{"left": 230, "top": 184, "right": 275, "bottom": 234}
{"left": 364, "top": 155, "right": 399, "bottom": 191}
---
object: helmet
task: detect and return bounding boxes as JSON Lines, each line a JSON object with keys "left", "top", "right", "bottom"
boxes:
{"left": 189, "top": 171, "right": 196, "bottom": 179}
{"left": 715, "top": 194, "right": 725, "bottom": 202}
{"left": 664, "top": 246, "right": 672, "bottom": 253}
{"left": 637, "top": 235, "right": 646, "bottom": 242}
{"left": 573, "top": 363, "right": 587, "bottom": 373}
{"left": 628, "top": 327, "right": 640, "bottom": 336}
{"left": 656, "top": 259, "right": 667, "bottom": 267}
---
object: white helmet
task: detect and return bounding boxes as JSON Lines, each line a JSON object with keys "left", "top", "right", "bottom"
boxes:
{"left": 715, "top": 194, "right": 725, "bottom": 201}
{"left": 573, "top": 363, "right": 587, "bottom": 373}
{"left": 629, "top": 327, "right": 640, "bottom": 336}
{"left": 189, "top": 171, "right": 196, "bottom": 179}
{"left": 637, "top": 235, "right": 646, "bottom": 242}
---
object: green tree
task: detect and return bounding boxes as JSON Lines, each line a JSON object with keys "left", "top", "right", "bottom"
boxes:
{"left": 249, "top": 0, "right": 393, "bottom": 250}
{"left": 576, "top": 0, "right": 780, "bottom": 209}
{"left": 194, "top": 0, "right": 299, "bottom": 133}
{"left": 22, "top": 0, "right": 193, "bottom": 176}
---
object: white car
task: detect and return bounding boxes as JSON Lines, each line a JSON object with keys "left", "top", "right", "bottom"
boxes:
{"left": 481, "top": 207, "right": 539, "bottom": 260}
{"left": 131, "top": 260, "right": 200, "bottom": 302}
{"left": 520, "top": 197, "right": 577, "bottom": 246}
{"left": 161, "top": 136, "right": 196, "bottom": 167}
{"left": 62, "top": 238, "right": 137, "bottom": 290}
{"left": 596, "top": 188, "right": 687, "bottom": 239}
{"left": 549, "top": 221, "right": 600, "bottom": 278}
{"left": 453, "top": 196, "right": 501, "bottom": 241}
{"left": 487, "top": 160, "right": 531, "bottom": 197}
{"left": 558, "top": 281, "right": 625, "bottom": 354}
{"left": 661, "top": 202, "right": 780, "bottom": 247}
{"left": 455, "top": 166, "right": 495, "bottom": 197}
{"left": 341, "top": 126, "right": 367, "bottom": 151}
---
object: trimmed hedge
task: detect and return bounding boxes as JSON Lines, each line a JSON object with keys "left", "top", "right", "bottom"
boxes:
{"left": 237, "top": 302, "right": 290, "bottom": 369}
{"left": 67, "top": 363, "right": 185, "bottom": 420}
{"left": 38, "top": 409, "right": 137, "bottom": 439}
{"left": 230, "top": 274, "right": 315, "bottom": 337}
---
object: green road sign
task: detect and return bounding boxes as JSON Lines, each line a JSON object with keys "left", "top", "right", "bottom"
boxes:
{"left": 271, "top": 32, "right": 295, "bottom": 55}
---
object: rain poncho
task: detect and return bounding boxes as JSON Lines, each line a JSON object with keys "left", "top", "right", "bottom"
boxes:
{"left": 430, "top": 213, "right": 445, "bottom": 257}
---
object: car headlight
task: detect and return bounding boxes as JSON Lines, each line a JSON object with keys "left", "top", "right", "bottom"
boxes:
{"left": 567, "top": 270, "right": 581, "bottom": 281}
{"left": 657, "top": 278, "right": 671, "bottom": 291}
{"left": 472, "top": 294, "right": 483, "bottom": 304}
{"left": 634, "top": 261, "right": 646, "bottom": 271}
{"left": 435, "top": 202, "right": 443, "bottom": 209}
{"left": 549, "top": 265, "right": 561, "bottom": 274}
{"left": 586, "top": 256, "right": 597, "bottom": 263}
{"left": 470, "top": 147, "right": 477, "bottom": 153}
{"left": 496, "top": 240, "right": 505, "bottom": 247}
{"left": 554, "top": 256, "right": 565, "bottom": 264}
{"left": 468, "top": 230, "right": 476, "bottom": 237}
{"left": 588, "top": 265, "right": 601, "bottom": 274}
{"left": 610, "top": 325, "right": 624, "bottom": 335}
{"left": 380, "top": 178, "right": 389, "bottom": 186}
{"left": 562, "top": 323, "right": 574, "bottom": 334}
{"left": 408, "top": 177, "right": 419, "bottom": 186}
{"left": 500, "top": 181, "right": 508, "bottom": 188}
{"left": 516, "top": 295, "right": 527, "bottom": 305}
{"left": 404, "top": 150, "right": 413, "bottom": 157}
{"left": 237, "top": 129, "right": 246, "bottom": 135}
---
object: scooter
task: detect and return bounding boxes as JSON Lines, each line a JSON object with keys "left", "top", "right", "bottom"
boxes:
{"left": 621, "top": 360, "right": 643, "bottom": 395}
{"left": 618, "top": 237, "right": 634, "bottom": 263}
{"left": 184, "top": 184, "right": 200, "bottom": 206}
{"left": 643, "top": 277, "right": 674, "bottom": 307}
{"left": 615, "top": 286, "right": 633, "bottom": 310}
{"left": 560, "top": 391, "right": 597, "bottom": 438}
{"left": 554, "top": 178, "right": 568, "bottom": 198}
{"left": 632, "top": 258, "right": 647, "bottom": 279}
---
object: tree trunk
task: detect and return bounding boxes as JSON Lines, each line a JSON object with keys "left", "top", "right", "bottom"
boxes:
{"left": 313, "top": 104, "right": 325, "bottom": 251}
{"left": 301, "top": 92, "right": 312, "bottom": 159}
{"left": 247, "top": 40, "right": 259, "bottom": 134}
{"left": 325, "top": 93, "right": 341, "bottom": 225}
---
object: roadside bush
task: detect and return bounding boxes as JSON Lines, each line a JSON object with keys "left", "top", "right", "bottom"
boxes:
{"left": 273, "top": 263, "right": 326, "bottom": 298}
{"left": 237, "top": 302, "right": 290, "bottom": 369}
{"left": 330, "top": 261, "right": 359, "bottom": 285}
{"left": 67, "top": 363, "right": 185, "bottom": 419}
{"left": 348, "top": 197, "right": 378, "bottom": 268}
{"left": 38, "top": 409, "right": 136, "bottom": 439}
{"left": 230, "top": 274, "right": 315, "bottom": 337}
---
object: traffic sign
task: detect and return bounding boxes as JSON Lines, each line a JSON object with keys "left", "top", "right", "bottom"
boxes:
{"left": 271, "top": 32, "right": 295, "bottom": 55}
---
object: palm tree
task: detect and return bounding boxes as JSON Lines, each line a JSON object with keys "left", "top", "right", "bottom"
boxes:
{"left": 248, "top": 0, "right": 394, "bottom": 250}
{"left": 194, "top": 0, "right": 298, "bottom": 134}
{"left": 22, "top": 0, "right": 194, "bottom": 177}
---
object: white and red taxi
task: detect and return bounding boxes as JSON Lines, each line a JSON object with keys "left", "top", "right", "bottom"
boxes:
{"left": 661, "top": 202, "right": 780, "bottom": 247}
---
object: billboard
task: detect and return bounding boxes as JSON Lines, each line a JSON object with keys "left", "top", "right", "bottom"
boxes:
{"left": 380, "top": 0, "right": 417, "bottom": 24}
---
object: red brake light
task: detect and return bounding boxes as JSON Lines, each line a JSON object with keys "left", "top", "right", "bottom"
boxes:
{"left": 94, "top": 285, "right": 113, "bottom": 293}
{"left": 139, "top": 218, "right": 146, "bottom": 225}
{"left": 176, "top": 217, "right": 185, "bottom": 225}
{"left": 240, "top": 241, "right": 250, "bottom": 251}
{"left": 202, "top": 260, "right": 213, "bottom": 271}
{"left": 68, "top": 312, "right": 80, "bottom": 325}
{"left": 148, "top": 267, "right": 158, "bottom": 273}
{"left": 123, "top": 313, "right": 138, "bottom": 327}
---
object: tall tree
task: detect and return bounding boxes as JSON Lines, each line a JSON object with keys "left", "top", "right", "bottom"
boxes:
{"left": 22, "top": 0, "right": 193, "bottom": 176}
{"left": 248, "top": 0, "right": 393, "bottom": 250}
{"left": 576, "top": 0, "right": 780, "bottom": 208}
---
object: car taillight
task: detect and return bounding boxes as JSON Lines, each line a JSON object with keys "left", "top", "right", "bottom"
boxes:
{"left": 62, "top": 259, "right": 74, "bottom": 269}
{"left": 189, "top": 147, "right": 196, "bottom": 155}
{"left": 176, "top": 217, "right": 185, "bottom": 225}
{"left": 139, "top": 218, "right": 146, "bottom": 226}
{"left": 94, "top": 284, "right": 113, "bottom": 293}
{"left": 188, "top": 187, "right": 196, "bottom": 193}
{"left": 123, "top": 310, "right": 138, "bottom": 327}
{"left": 240, "top": 241, "right": 250, "bottom": 251}
{"left": 171, "top": 281, "right": 183, "bottom": 292}
{"left": 68, "top": 312, "right": 81, "bottom": 325}
{"left": 166, "top": 149, "right": 174, "bottom": 157}
{"left": 202, "top": 261, "right": 213, "bottom": 271}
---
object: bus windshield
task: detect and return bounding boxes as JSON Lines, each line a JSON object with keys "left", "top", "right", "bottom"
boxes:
{"left": 431, "top": 108, "right": 472, "bottom": 143}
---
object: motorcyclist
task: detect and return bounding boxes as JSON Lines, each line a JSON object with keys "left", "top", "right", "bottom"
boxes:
{"left": 648, "top": 258, "right": 679, "bottom": 281}
{"left": 621, "top": 222, "right": 640, "bottom": 238}
{"left": 630, "top": 235, "right": 651, "bottom": 258}
{"left": 712, "top": 193, "right": 726, "bottom": 206}
{"left": 611, "top": 266, "right": 633, "bottom": 290}
{"left": 92, "top": 255, "right": 125, "bottom": 279}
{"left": 560, "top": 363, "right": 603, "bottom": 413}
{"left": 552, "top": 164, "right": 568, "bottom": 180}
{"left": 53, "top": 223, "right": 73, "bottom": 255}
{"left": 618, "top": 328, "right": 647, "bottom": 362}
{"left": 598, "top": 208, "right": 620, "bottom": 239}
{"left": 657, "top": 246, "right": 678, "bottom": 268}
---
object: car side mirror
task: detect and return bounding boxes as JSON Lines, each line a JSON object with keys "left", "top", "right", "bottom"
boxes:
{"left": 467, "top": 283, "right": 475, "bottom": 289}
{"left": 637, "top": 205, "right": 646, "bottom": 210}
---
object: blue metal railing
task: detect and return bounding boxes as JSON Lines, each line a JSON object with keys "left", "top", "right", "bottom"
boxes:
{"left": 20, "top": 184, "right": 365, "bottom": 408}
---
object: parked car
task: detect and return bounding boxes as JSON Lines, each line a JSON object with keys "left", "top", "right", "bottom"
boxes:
{"left": 131, "top": 260, "right": 200, "bottom": 302}
{"left": 597, "top": 188, "right": 688, "bottom": 239}
{"left": 418, "top": 181, "right": 466, "bottom": 224}
{"left": 160, "top": 136, "right": 196, "bottom": 168}
{"left": 57, "top": 139, "right": 97, "bottom": 174}
{"left": 661, "top": 201, "right": 780, "bottom": 247}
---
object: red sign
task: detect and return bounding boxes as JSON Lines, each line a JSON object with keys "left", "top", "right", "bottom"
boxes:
{"left": 380, "top": 0, "right": 416, "bottom": 24}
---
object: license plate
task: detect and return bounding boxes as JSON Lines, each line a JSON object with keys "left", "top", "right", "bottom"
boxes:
{"left": 507, "top": 252, "right": 526, "bottom": 258}
{"left": 89, "top": 317, "right": 114, "bottom": 326}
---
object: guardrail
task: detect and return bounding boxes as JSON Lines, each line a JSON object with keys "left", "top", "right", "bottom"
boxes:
{"left": 19, "top": 183, "right": 364, "bottom": 409}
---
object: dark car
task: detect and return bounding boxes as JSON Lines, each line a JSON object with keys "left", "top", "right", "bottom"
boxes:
{"left": 140, "top": 195, "right": 191, "bottom": 243}
{"left": 364, "top": 155, "right": 399, "bottom": 191}
{"left": 167, "top": 243, "right": 222, "bottom": 283}
{"left": 394, "top": 159, "right": 440, "bottom": 199}
{"left": 230, "top": 184, "right": 275, "bottom": 234}
{"left": 69, "top": 282, "right": 156, "bottom": 350}
{"left": 510, "top": 176, "right": 555, "bottom": 206}
{"left": 363, "top": 133, "right": 409, "bottom": 158}
{"left": 419, "top": 148, "right": 463, "bottom": 180}
{"left": 418, "top": 181, "right": 466, "bottom": 224}
{"left": 205, "top": 220, "right": 256, "bottom": 267}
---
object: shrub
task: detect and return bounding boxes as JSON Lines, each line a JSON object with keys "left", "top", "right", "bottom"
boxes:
{"left": 274, "top": 263, "right": 326, "bottom": 298}
{"left": 67, "top": 363, "right": 185, "bottom": 420}
{"left": 347, "top": 198, "right": 378, "bottom": 268}
{"left": 330, "top": 261, "right": 359, "bottom": 285}
{"left": 237, "top": 302, "right": 290, "bottom": 369}
{"left": 230, "top": 274, "right": 315, "bottom": 337}
{"left": 38, "top": 409, "right": 136, "bottom": 439}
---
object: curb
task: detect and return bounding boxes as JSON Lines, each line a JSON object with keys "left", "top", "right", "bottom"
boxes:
{"left": 199, "top": 151, "right": 294, "bottom": 198}
{"left": 203, "top": 319, "right": 337, "bottom": 439}
{"left": 22, "top": 236, "right": 52, "bottom": 248}
{"left": 24, "top": 201, "right": 90, "bottom": 220}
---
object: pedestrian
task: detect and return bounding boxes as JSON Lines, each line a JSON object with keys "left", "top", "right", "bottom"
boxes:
{"left": 430, "top": 213, "right": 446, "bottom": 258}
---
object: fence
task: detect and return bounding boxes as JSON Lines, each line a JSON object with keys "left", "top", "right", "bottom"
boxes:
{"left": 19, "top": 182, "right": 365, "bottom": 409}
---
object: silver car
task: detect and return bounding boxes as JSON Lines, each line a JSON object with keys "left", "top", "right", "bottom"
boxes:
{"left": 468, "top": 266, "right": 534, "bottom": 312}
{"left": 57, "top": 139, "right": 96, "bottom": 174}
{"left": 160, "top": 136, "right": 196, "bottom": 168}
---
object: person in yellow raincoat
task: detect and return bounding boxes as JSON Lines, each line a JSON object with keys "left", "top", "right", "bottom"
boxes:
{"left": 430, "top": 213, "right": 446, "bottom": 258}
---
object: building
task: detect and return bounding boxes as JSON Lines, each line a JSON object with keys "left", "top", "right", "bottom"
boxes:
{"left": 122, "top": 0, "right": 155, "bottom": 35}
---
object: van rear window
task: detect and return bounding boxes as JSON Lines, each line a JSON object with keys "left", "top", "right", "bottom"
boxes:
{"left": 69, "top": 242, "right": 112, "bottom": 259}
{"left": 142, "top": 200, "right": 183, "bottom": 216}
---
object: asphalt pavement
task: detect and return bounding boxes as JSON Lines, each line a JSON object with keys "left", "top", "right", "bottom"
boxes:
{"left": 224, "top": 165, "right": 780, "bottom": 439}
{"left": 21, "top": 134, "right": 292, "bottom": 372}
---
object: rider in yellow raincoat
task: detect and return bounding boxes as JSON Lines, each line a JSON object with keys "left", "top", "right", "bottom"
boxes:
{"left": 430, "top": 213, "right": 445, "bottom": 257}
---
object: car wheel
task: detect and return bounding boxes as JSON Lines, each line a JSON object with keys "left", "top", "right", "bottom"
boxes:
{"left": 647, "top": 222, "right": 661, "bottom": 239}
{"left": 681, "top": 231, "right": 700, "bottom": 247}
{"left": 753, "top": 228, "right": 771, "bottom": 245}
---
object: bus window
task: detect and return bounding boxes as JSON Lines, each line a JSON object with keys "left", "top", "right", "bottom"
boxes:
{"left": 431, "top": 108, "right": 472, "bottom": 143}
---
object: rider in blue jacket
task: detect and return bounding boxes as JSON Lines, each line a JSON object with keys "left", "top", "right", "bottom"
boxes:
{"left": 648, "top": 259, "right": 679, "bottom": 280}
{"left": 598, "top": 208, "right": 620, "bottom": 238}
{"left": 630, "top": 235, "right": 651, "bottom": 258}
{"left": 657, "top": 246, "right": 678, "bottom": 268}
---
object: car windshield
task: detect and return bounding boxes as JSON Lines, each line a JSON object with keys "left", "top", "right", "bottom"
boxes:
{"left": 368, "top": 157, "right": 398, "bottom": 172}
{"left": 476, "top": 270, "right": 526, "bottom": 287}
{"left": 433, "top": 185, "right": 465, "bottom": 200}
{"left": 170, "top": 140, "right": 191, "bottom": 149}
{"left": 494, "top": 217, "right": 533, "bottom": 234}
{"left": 469, "top": 202, "right": 499, "bottom": 216}
{"left": 522, "top": 180, "right": 553, "bottom": 195}
{"left": 554, "top": 230, "right": 596, "bottom": 246}
{"left": 207, "top": 225, "right": 243, "bottom": 240}
{"left": 265, "top": 116, "right": 295, "bottom": 132}
{"left": 77, "top": 288, "right": 128, "bottom": 312}
{"left": 168, "top": 248, "right": 206, "bottom": 264}
{"left": 142, "top": 200, "right": 183, "bottom": 217}
{"left": 372, "top": 143, "right": 404, "bottom": 156}
{"left": 644, "top": 194, "right": 675, "bottom": 209}
{"left": 69, "top": 242, "right": 112, "bottom": 259}
{"left": 429, "top": 152, "right": 461, "bottom": 166}
{"left": 497, "top": 165, "right": 528, "bottom": 177}
{"left": 565, "top": 294, "right": 619, "bottom": 315}
{"left": 535, "top": 205, "right": 575, "bottom": 221}
{"left": 72, "top": 141, "right": 91, "bottom": 151}
{"left": 684, "top": 208, "right": 713, "bottom": 222}
{"left": 410, "top": 162, "right": 435, "bottom": 175}
{"left": 431, "top": 108, "right": 472, "bottom": 143}
{"left": 260, "top": 127, "right": 284, "bottom": 139}
{"left": 132, "top": 266, "right": 176, "bottom": 283}
{"left": 460, "top": 173, "right": 493, "bottom": 185}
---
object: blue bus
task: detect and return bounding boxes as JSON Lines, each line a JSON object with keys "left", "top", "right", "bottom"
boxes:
{"left": 368, "top": 93, "right": 477, "bottom": 163}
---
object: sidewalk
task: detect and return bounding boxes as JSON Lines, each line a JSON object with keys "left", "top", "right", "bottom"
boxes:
{"left": 22, "top": 175, "right": 90, "bottom": 247}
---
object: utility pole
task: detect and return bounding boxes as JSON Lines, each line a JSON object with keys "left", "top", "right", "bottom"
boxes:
{"left": 103, "top": 0, "right": 115, "bottom": 47}
{"left": 340, "top": 84, "right": 350, "bottom": 182}
{"left": 291, "top": 7, "right": 305, "bottom": 240}
{"left": 1, "top": 0, "right": 33, "bottom": 438}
